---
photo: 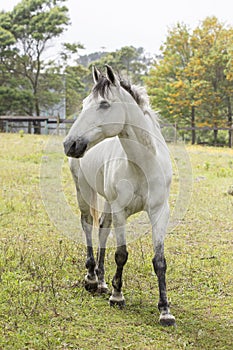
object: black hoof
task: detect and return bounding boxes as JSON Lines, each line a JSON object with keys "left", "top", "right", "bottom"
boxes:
{"left": 109, "top": 298, "right": 126, "bottom": 309}
{"left": 97, "top": 285, "right": 109, "bottom": 294}
{"left": 84, "top": 279, "right": 98, "bottom": 293}
{"left": 159, "top": 314, "right": 176, "bottom": 327}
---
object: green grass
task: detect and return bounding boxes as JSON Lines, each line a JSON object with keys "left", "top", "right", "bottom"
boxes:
{"left": 0, "top": 133, "right": 233, "bottom": 349}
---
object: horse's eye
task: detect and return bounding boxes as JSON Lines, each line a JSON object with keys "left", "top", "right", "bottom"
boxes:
{"left": 98, "top": 100, "right": 110, "bottom": 109}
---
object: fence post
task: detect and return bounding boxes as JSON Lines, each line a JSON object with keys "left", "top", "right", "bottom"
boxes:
{"left": 5, "top": 120, "right": 9, "bottom": 133}
{"left": 56, "top": 115, "right": 60, "bottom": 135}
{"left": 44, "top": 120, "right": 48, "bottom": 135}
{"left": 28, "top": 121, "right": 32, "bottom": 134}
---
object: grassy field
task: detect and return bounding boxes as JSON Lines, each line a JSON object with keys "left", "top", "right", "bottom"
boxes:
{"left": 0, "top": 133, "right": 233, "bottom": 350}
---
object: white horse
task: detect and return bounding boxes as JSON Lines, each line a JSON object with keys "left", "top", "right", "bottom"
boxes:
{"left": 63, "top": 65, "right": 176, "bottom": 326}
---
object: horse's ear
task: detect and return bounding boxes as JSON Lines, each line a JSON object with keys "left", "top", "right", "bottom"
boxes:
{"left": 92, "top": 65, "right": 101, "bottom": 84}
{"left": 105, "top": 64, "right": 119, "bottom": 86}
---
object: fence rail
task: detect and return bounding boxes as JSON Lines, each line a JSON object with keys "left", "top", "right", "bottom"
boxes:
{"left": 0, "top": 116, "right": 232, "bottom": 147}
{"left": 0, "top": 116, "right": 63, "bottom": 134}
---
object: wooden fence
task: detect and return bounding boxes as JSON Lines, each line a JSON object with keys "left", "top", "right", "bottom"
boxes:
{"left": 0, "top": 116, "right": 232, "bottom": 147}
{"left": 0, "top": 116, "right": 72, "bottom": 134}
{"left": 172, "top": 124, "right": 233, "bottom": 147}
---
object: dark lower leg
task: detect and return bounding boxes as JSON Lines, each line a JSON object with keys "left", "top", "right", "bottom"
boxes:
{"left": 152, "top": 247, "right": 169, "bottom": 313}
{"left": 110, "top": 212, "right": 128, "bottom": 305}
{"left": 96, "top": 211, "right": 111, "bottom": 286}
{"left": 112, "top": 245, "right": 128, "bottom": 294}
{"left": 86, "top": 246, "right": 96, "bottom": 280}
{"left": 150, "top": 207, "right": 175, "bottom": 325}
{"left": 152, "top": 244, "right": 176, "bottom": 326}
{"left": 81, "top": 213, "right": 97, "bottom": 283}
{"left": 96, "top": 247, "right": 105, "bottom": 280}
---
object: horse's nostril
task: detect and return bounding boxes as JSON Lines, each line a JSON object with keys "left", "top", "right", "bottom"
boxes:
{"left": 64, "top": 138, "right": 88, "bottom": 158}
{"left": 69, "top": 141, "right": 76, "bottom": 153}
{"left": 64, "top": 139, "right": 76, "bottom": 156}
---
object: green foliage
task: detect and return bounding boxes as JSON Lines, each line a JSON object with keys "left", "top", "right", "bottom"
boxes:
{"left": 0, "top": 0, "right": 70, "bottom": 129}
{"left": 38, "top": 65, "right": 65, "bottom": 112}
{"left": 0, "top": 26, "right": 16, "bottom": 48}
{"left": 145, "top": 17, "right": 233, "bottom": 146}
{"left": 60, "top": 42, "right": 85, "bottom": 61}
{"left": 64, "top": 64, "right": 90, "bottom": 116}
{"left": 11, "top": 0, "right": 69, "bottom": 39}
{"left": 91, "top": 46, "right": 152, "bottom": 84}
{"left": 0, "top": 86, "right": 33, "bottom": 115}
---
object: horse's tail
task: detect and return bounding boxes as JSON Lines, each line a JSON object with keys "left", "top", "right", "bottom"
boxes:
{"left": 90, "top": 190, "right": 99, "bottom": 228}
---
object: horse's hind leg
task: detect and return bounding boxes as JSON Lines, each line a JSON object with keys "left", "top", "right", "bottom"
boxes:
{"left": 81, "top": 212, "right": 98, "bottom": 292}
{"left": 96, "top": 202, "right": 112, "bottom": 293}
{"left": 150, "top": 203, "right": 176, "bottom": 326}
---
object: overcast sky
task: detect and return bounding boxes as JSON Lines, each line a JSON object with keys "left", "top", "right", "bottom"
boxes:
{"left": 1, "top": 0, "right": 233, "bottom": 56}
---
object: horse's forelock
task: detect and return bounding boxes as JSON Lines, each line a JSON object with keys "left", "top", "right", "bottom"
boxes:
{"left": 93, "top": 76, "right": 111, "bottom": 98}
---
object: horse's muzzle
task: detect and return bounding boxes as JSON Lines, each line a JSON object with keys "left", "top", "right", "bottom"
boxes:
{"left": 63, "top": 137, "right": 88, "bottom": 158}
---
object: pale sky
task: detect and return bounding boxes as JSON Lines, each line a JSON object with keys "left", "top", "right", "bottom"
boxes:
{"left": 1, "top": 0, "right": 233, "bottom": 57}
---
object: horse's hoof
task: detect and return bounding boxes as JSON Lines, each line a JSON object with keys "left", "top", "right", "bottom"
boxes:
{"left": 159, "top": 313, "right": 176, "bottom": 327}
{"left": 109, "top": 299, "right": 126, "bottom": 309}
{"left": 109, "top": 294, "right": 126, "bottom": 309}
{"left": 84, "top": 280, "right": 98, "bottom": 292}
{"left": 97, "top": 283, "right": 109, "bottom": 294}
{"left": 84, "top": 275, "right": 98, "bottom": 292}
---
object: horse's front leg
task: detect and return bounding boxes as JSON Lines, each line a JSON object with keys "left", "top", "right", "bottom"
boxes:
{"left": 81, "top": 213, "right": 98, "bottom": 292}
{"left": 96, "top": 203, "right": 112, "bottom": 293}
{"left": 150, "top": 203, "right": 176, "bottom": 326}
{"left": 109, "top": 212, "right": 128, "bottom": 308}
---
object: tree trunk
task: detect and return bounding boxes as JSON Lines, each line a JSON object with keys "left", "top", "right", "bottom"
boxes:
{"left": 191, "top": 106, "right": 196, "bottom": 145}
{"left": 227, "top": 96, "right": 232, "bottom": 148}
{"left": 0, "top": 120, "right": 4, "bottom": 132}
{"left": 33, "top": 97, "right": 41, "bottom": 134}
{"left": 33, "top": 120, "right": 41, "bottom": 134}
{"left": 213, "top": 123, "right": 218, "bottom": 146}
{"left": 229, "top": 122, "right": 233, "bottom": 149}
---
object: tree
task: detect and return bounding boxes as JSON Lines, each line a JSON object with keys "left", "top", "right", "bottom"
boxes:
{"left": 64, "top": 64, "right": 90, "bottom": 116}
{"left": 91, "top": 46, "right": 151, "bottom": 84}
{"left": 146, "top": 18, "right": 233, "bottom": 146}
{"left": 0, "top": 10, "right": 33, "bottom": 116}
{"left": 0, "top": 0, "right": 70, "bottom": 133}
{"left": 145, "top": 23, "right": 197, "bottom": 142}
{"left": 188, "top": 17, "right": 233, "bottom": 146}
{"left": 59, "top": 42, "right": 91, "bottom": 116}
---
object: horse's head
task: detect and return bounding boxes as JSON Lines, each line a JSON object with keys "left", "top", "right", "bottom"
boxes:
{"left": 63, "top": 65, "right": 131, "bottom": 158}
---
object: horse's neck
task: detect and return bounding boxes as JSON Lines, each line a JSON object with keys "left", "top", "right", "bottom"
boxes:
{"left": 118, "top": 108, "right": 160, "bottom": 167}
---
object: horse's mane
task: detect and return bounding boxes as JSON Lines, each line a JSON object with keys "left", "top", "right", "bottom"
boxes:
{"left": 93, "top": 75, "right": 151, "bottom": 114}
{"left": 119, "top": 80, "right": 151, "bottom": 114}
{"left": 120, "top": 81, "right": 160, "bottom": 127}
